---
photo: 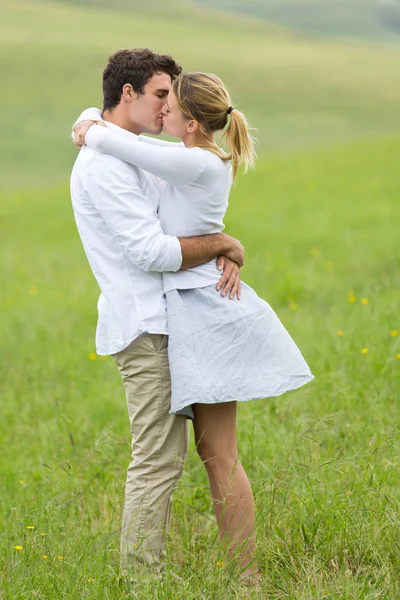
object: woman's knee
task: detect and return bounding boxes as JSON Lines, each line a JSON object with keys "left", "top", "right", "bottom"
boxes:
{"left": 196, "top": 439, "right": 238, "bottom": 470}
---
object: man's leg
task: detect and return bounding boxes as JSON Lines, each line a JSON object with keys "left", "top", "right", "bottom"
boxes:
{"left": 114, "top": 334, "right": 188, "bottom": 571}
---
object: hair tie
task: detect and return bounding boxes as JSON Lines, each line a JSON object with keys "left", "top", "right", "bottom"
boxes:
{"left": 227, "top": 106, "right": 234, "bottom": 115}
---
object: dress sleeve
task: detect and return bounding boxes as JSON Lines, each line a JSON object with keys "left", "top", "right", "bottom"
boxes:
{"left": 138, "top": 135, "right": 184, "bottom": 148}
{"left": 72, "top": 107, "right": 103, "bottom": 130}
{"left": 85, "top": 124, "right": 205, "bottom": 188}
{"left": 72, "top": 107, "right": 183, "bottom": 148}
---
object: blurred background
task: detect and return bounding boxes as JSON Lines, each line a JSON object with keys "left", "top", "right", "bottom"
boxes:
{"left": 1, "top": 1, "right": 400, "bottom": 597}
{"left": 2, "top": 0, "right": 400, "bottom": 189}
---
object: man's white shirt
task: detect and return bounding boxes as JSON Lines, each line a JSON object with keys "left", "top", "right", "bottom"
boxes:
{"left": 70, "top": 121, "right": 182, "bottom": 355}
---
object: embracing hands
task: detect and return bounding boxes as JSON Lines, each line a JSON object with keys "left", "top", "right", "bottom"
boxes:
{"left": 73, "top": 120, "right": 105, "bottom": 147}
{"left": 72, "top": 118, "right": 243, "bottom": 301}
{"left": 216, "top": 256, "right": 242, "bottom": 301}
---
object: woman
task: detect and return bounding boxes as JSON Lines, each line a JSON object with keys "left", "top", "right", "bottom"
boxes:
{"left": 74, "top": 72, "right": 314, "bottom": 583}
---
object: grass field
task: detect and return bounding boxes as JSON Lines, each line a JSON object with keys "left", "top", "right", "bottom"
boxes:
{"left": 1, "top": 0, "right": 400, "bottom": 598}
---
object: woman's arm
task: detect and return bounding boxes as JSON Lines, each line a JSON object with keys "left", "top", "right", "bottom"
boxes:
{"left": 72, "top": 107, "right": 102, "bottom": 130}
{"left": 72, "top": 107, "right": 182, "bottom": 148}
{"left": 84, "top": 124, "right": 205, "bottom": 188}
{"left": 138, "top": 135, "right": 183, "bottom": 148}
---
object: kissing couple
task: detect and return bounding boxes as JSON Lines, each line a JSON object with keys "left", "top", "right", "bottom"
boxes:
{"left": 71, "top": 47, "right": 313, "bottom": 586}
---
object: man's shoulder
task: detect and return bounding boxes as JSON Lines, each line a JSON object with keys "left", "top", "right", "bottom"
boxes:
{"left": 83, "top": 149, "right": 139, "bottom": 177}
{"left": 74, "top": 148, "right": 142, "bottom": 192}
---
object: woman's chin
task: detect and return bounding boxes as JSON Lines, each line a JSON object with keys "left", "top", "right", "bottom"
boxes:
{"left": 162, "top": 125, "right": 177, "bottom": 138}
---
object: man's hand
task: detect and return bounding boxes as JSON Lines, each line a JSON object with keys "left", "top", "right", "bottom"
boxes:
{"left": 221, "top": 234, "right": 244, "bottom": 268}
{"left": 73, "top": 120, "right": 105, "bottom": 147}
{"left": 216, "top": 256, "right": 242, "bottom": 300}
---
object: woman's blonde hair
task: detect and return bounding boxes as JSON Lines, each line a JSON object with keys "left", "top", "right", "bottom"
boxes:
{"left": 172, "top": 72, "right": 256, "bottom": 178}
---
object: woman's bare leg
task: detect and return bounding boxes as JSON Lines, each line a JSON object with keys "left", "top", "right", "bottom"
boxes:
{"left": 193, "top": 402, "right": 259, "bottom": 577}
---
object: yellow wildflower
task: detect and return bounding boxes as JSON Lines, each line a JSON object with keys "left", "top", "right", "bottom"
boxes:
{"left": 390, "top": 330, "right": 399, "bottom": 337}
{"left": 361, "top": 348, "right": 369, "bottom": 354}
{"left": 40, "top": 533, "right": 46, "bottom": 536}
{"left": 19, "top": 480, "right": 24, "bottom": 485}
{"left": 361, "top": 298, "right": 368, "bottom": 305}
{"left": 88, "top": 353, "right": 97, "bottom": 361}
{"left": 42, "top": 555, "right": 48, "bottom": 560}
{"left": 57, "top": 556, "right": 63, "bottom": 561}
{"left": 26, "top": 526, "right": 35, "bottom": 530}
{"left": 396, "top": 354, "right": 400, "bottom": 360}
{"left": 88, "top": 579, "right": 96, "bottom": 583}
{"left": 14, "top": 546, "right": 23, "bottom": 551}
{"left": 348, "top": 295, "right": 356, "bottom": 303}
{"left": 336, "top": 330, "right": 344, "bottom": 336}
{"left": 216, "top": 560, "right": 225, "bottom": 567}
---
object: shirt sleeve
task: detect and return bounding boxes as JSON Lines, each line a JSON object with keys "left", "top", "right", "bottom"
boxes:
{"left": 85, "top": 124, "right": 205, "bottom": 188}
{"left": 72, "top": 107, "right": 103, "bottom": 130}
{"left": 137, "top": 135, "right": 184, "bottom": 148}
{"left": 72, "top": 107, "right": 182, "bottom": 150}
{"left": 71, "top": 107, "right": 103, "bottom": 142}
{"left": 82, "top": 155, "right": 182, "bottom": 273}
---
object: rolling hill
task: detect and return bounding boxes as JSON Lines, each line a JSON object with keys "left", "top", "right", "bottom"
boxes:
{"left": 1, "top": 0, "right": 400, "bottom": 189}
{"left": 194, "top": 0, "right": 400, "bottom": 40}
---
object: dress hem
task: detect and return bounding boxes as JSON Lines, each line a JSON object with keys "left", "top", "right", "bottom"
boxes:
{"left": 169, "top": 373, "right": 314, "bottom": 416}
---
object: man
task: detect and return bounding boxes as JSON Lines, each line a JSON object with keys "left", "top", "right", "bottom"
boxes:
{"left": 70, "top": 48, "right": 243, "bottom": 573}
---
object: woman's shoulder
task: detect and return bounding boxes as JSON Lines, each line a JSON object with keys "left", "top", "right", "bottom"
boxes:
{"left": 196, "top": 147, "right": 231, "bottom": 173}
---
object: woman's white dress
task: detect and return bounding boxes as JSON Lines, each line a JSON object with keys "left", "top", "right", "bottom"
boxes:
{"left": 83, "top": 112, "right": 314, "bottom": 419}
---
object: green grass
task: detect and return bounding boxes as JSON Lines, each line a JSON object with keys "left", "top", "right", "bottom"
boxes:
{"left": 1, "top": 138, "right": 400, "bottom": 598}
{"left": 1, "top": 0, "right": 400, "bottom": 597}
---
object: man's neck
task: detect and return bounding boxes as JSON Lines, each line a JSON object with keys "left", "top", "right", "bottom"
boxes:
{"left": 102, "top": 108, "right": 142, "bottom": 135}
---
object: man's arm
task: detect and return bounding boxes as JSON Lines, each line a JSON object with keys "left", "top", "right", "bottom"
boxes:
{"left": 82, "top": 155, "right": 182, "bottom": 273}
{"left": 179, "top": 236, "right": 243, "bottom": 301}
{"left": 179, "top": 233, "right": 244, "bottom": 269}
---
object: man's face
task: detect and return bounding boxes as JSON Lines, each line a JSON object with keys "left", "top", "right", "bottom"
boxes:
{"left": 129, "top": 72, "right": 171, "bottom": 135}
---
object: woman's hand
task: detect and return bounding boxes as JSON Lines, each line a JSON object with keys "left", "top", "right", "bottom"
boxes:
{"left": 73, "top": 120, "right": 105, "bottom": 147}
{"left": 216, "top": 256, "right": 242, "bottom": 300}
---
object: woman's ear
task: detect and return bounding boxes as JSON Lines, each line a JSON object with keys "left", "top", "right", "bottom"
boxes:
{"left": 187, "top": 120, "right": 199, "bottom": 133}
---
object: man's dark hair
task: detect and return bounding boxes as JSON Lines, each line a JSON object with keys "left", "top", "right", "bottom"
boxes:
{"left": 102, "top": 48, "right": 182, "bottom": 111}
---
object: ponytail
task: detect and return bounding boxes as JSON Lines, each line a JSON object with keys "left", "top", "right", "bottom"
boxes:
{"left": 198, "top": 108, "right": 257, "bottom": 179}
{"left": 221, "top": 109, "right": 256, "bottom": 178}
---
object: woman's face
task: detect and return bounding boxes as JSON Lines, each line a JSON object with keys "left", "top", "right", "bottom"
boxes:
{"left": 161, "top": 90, "right": 192, "bottom": 139}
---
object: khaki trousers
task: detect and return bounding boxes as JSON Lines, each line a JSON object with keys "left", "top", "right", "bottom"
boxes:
{"left": 114, "top": 334, "right": 189, "bottom": 570}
